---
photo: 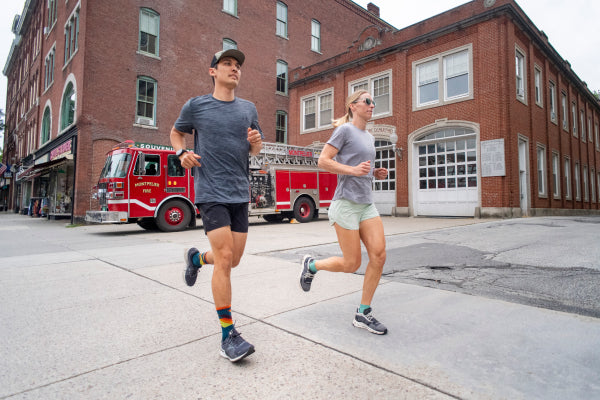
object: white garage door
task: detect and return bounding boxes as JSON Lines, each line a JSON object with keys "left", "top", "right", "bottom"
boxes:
{"left": 415, "top": 128, "right": 478, "bottom": 216}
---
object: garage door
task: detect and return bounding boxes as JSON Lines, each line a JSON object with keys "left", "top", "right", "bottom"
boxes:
{"left": 415, "top": 128, "right": 478, "bottom": 216}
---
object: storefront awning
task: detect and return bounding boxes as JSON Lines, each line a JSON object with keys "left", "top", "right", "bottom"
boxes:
{"left": 17, "top": 157, "right": 68, "bottom": 181}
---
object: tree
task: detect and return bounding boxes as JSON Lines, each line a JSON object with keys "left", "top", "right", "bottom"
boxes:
{"left": 594, "top": 90, "right": 600, "bottom": 101}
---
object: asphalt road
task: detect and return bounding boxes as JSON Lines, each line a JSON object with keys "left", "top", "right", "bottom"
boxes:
{"left": 1, "top": 213, "right": 599, "bottom": 399}
{"left": 267, "top": 216, "right": 600, "bottom": 318}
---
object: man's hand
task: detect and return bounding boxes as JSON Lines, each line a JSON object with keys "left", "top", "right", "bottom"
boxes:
{"left": 179, "top": 152, "right": 202, "bottom": 169}
{"left": 248, "top": 127, "right": 262, "bottom": 155}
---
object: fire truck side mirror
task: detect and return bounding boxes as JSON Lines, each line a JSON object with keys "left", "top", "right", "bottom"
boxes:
{"left": 137, "top": 152, "right": 146, "bottom": 175}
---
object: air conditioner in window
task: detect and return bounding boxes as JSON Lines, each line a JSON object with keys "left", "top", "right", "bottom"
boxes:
{"left": 551, "top": 111, "right": 556, "bottom": 120}
{"left": 517, "top": 88, "right": 524, "bottom": 97}
{"left": 43, "top": 27, "right": 48, "bottom": 35}
{"left": 136, "top": 116, "right": 153, "bottom": 125}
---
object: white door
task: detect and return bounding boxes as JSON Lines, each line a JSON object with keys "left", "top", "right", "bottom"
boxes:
{"left": 372, "top": 141, "right": 396, "bottom": 215}
{"left": 518, "top": 138, "right": 529, "bottom": 215}
{"left": 415, "top": 128, "right": 478, "bottom": 216}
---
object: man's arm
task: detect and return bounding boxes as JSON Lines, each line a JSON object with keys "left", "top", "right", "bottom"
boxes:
{"left": 170, "top": 126, "right": 201, "bottom": 169}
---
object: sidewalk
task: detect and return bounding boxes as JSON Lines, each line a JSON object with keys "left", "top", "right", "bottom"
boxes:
{"left": 0, "top": 214, "right": 598, "bottom": 399}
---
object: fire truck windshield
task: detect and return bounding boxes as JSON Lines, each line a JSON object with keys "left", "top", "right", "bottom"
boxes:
{"left": 100, "top": 153, "right": 132, "bottom": 178}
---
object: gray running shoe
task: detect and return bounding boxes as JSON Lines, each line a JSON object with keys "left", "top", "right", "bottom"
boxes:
{"left": 183, "top": 247, "right": 200, "bottom": 286}
{"left": 220, "top": 327, "right": 255, "bottom": 362}
{"left": 299, "top": 254, "right": 316, "bottom": 292}
{"left": 353, "top": 307, "right": 388, "bottom": 335}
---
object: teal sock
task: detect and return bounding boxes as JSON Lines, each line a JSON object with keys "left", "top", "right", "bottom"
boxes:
{"left": 309, "top": 260, "right": 317, "bottom": 274}
{"left": 192, "top": 252, "right": 207, "bottom": 267}
{"left": 358, "top": 304, "right": 370, "bottom": 313}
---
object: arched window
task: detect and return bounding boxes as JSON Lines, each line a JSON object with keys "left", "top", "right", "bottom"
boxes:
{"left": 60, "top": 82, "right": 75, "bottom": 131}
{"left": 276, "top": 60, "right": 288, "bottom": 95}
{"left": 41, "top": 107, "right": 51, "bottom": 144}
{"left": 223, "top": 38, "right": 237, "bottom": 50}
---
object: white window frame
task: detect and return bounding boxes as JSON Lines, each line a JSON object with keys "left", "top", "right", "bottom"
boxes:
{"left": 275, "top": 110, "right": 287, "bottom": 143}
{"left": 311, "top": 20, "right": 321, "bottom": 53}
{"left": 549, "top": 81, "right": 556, "bottom": 123}
{"left": 139, "top": 8, "right": 160, "bottom": 57}
{"left": 413, "top": 45, "right": 473, "bottom": 110}
{"left": 552, "top": 151, "right": 560, "bottom": 199}
{"left": 515, "top": 47, "right": 526, "bottom": 103}
{"left": 537, "top": 145, "right": 547, "bottom": 197}
{"left": 276, "top": 2, "right": 288, "bottom": 38}
{"left": 534, "top": 66, "right": 543, "bottom": 107}
{"left": 595, "top": 122, "right": 599, "bottom": 151}
{"left": 572, "top": 102, "right": 577, "bottom": 136}
{"left": 591, "top": 168, "right": 596, "bottom": 203}
{"left": 588, "top": 117, "right": 593, "bottom": 143}
{"left": 301, "top": 88, "right": 334, "bottom": 133}
{"left": 135, "top": 76, "right": 157, "bottom": 127}
{"left": 564, "top": 157, "right": 572, "bottom": 200}
{"left": 63, "top": 3, "right": 81, "bottom": 66}
{"left": 350, "top": 69, "right": 393, "bottom": 119}
{"left": 223, "top": 0, "right": 237, "bottom": 16}
{"left": 580, "top": 110, "right": 586, "bottom": 142}
{"left": 276, "top": 60, "right": 288, "bottom": 95}
{"left": 561, "top": 92, "right": 568, "bottom": 131}
{"left": 43, "top": 45, "right": 56, "bottom": 92}
{"left": 583, "top": 165, "right": 589, "bottom": 202}
{"left": 574, "top": 162, "right": 581, "bottom": 201}
{"left": 597, "top": 172, "right": 600, "bottom": 204}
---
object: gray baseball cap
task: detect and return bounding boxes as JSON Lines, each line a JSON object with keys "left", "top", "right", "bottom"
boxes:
{"left": 211, "top": 49, "right": 245, "bottom": 68}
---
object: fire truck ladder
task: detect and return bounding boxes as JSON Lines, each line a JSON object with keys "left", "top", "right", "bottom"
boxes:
{"left": 249, "top": 142, "right": 322, "bottom": 169}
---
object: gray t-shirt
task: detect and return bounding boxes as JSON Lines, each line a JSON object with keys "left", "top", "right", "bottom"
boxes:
{"left": 174, "top": 95, "right": 263, "bottom": 204}
{"left": 326, "top": 122, "right": 376, "bottom": 204}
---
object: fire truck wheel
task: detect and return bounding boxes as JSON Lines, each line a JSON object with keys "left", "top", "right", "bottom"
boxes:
{"left": 293, "top": 197, "right": 315, "bottom": 223}
{"left": 156, "top": 199, "right": 192, "bottom": 232}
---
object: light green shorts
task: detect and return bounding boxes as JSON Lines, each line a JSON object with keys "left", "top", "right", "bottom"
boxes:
{"left": 327, "top": 199, "right": 380, "bottom": 230}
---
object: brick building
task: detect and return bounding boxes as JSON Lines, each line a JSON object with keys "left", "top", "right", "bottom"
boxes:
{"left": 288, "top": 0, "right": 600, "bottom": 217}
{"left": 2, "top": 0, "right": 392, "bottom": 221}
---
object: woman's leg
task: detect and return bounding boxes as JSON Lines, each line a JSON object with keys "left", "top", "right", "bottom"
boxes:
{"left": 358, "top": 216, "right": 386, "bottom": 306}
{"left": 314, "top": 223, "right": 362, "bottom": 273}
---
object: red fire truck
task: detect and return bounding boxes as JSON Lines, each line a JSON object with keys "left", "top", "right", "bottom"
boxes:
{"left": 85, "top": 141, "right": 337, "bottom": 232}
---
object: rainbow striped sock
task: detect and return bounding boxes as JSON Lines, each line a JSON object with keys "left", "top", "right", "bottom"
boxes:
{"left": 217, "top": 305, "right": 233, "bottom": 341}
{"left": 192, "top": 252, "right": 208, "bottom": 267}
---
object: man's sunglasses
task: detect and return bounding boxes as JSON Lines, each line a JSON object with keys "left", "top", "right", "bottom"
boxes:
{"left": 355, "top": 98, "right": 376, "bottom": 106}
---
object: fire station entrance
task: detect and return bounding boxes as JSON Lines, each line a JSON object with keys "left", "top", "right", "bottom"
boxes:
{"left": 411, "top": 125, "right": 479, "bottom": 216}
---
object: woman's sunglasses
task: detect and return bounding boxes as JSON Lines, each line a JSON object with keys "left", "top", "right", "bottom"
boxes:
{"left": 355, "top": 98, "right": 376, "bottom": 106}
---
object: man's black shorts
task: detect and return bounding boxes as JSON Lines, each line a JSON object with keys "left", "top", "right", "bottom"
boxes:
{"left": 197, "top": 202, "right": 249, "bottom": 234}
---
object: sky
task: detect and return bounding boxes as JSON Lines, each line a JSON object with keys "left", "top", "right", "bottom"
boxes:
{"left": 1, "top": 0, "right": 599, "bottom": 148}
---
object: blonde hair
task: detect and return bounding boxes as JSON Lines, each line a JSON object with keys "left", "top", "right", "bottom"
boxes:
{"left": 332, "top": 90, "right": 369, "bottom": 127}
